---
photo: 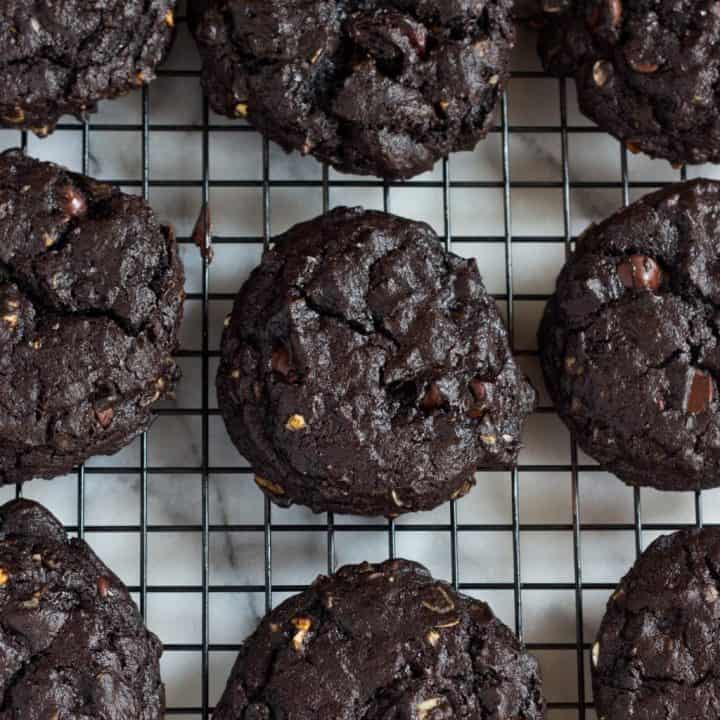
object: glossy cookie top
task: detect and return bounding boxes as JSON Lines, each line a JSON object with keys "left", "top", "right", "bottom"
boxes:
{"left": 539, "top": 0, "right": 720, "bottom": 164}
{"left": 594, "top": 528, "right": 720, "bottom": 719}
{"left": 218, "top": 206, "right": 535, "bottom": 516}
{"left": 0, "top": 1, "right": 176, "bottom": 135}
{"left": 214, "top": 559, "right": 545, "bottom": 720}
{"left": 0, "top": 499, "right": 164, "bottom": 718}
{"left": 540, "top": 179, "right": 720, "bottom": 491}
{"left": 190, "top": 0, "right": 514, "bottom": 179}
{"left": 0, "top": 149, "right": 184, "bottom": 484}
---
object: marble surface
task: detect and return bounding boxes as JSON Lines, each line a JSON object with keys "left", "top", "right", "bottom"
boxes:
{"left": 3, "top": 11, "right": 720, "bottom": 718}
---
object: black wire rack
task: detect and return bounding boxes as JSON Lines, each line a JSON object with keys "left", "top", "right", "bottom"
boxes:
{"left": 3, "top": 8, "right": 715, "bottom": 720}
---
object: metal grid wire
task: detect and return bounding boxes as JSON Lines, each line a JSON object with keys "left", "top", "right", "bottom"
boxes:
{"left": 5, "top": 8, "right": 711, "bottom": 720}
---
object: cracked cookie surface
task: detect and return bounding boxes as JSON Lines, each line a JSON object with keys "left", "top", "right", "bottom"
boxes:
{"left": 0, "top": 499, "right": 164, "bottom": 718}
{"left": 538, "top": 0, "right": 720, "bottom": 165}
{"left": 217, "top": 207, "right": 535, "bottom": 517}
{"left": 0, "top": 149, "right": 184, "bottom": 485}
{"left": 189, "top": 0, "right": 514, "bottom": 179}
{"left": 214, "top": 559, "right": 545, "bottom": 720}
{"left": 593, "top": 528, "right": 720, "bottom": 719}
{"left": 0, "top": 1, "right": 176, "bottom": 135}
{"left": 539, "top": 179, "right": 720, "bottom": 491}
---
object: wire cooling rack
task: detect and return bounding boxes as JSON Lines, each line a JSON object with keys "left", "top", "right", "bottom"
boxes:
{"left": 4, "top": 5, "right": 720, "bottom": 720}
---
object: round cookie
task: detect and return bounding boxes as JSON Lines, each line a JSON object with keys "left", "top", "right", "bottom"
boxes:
{"left": 214, "top": 559, "right": 546, "bottom": 720}
{"left": 593, "top": 528, "right": 720, "bottom": 719}
{"left": 189, "top": 0, "right": 515, "bottom": 179}
{"left": 217, "top": 207, "right": 535, "bottom": 516}
{"left": 0, "top": 149, "right": 184, "bottom": 485}
{"left": 0, "top": 499, "right": 164, "bottom": 717}
{"left": 539, "top": 179, "right": 720, "bottom": 492}
{"left": 0, "top": 1, "right": 176, "bottom": 136}
{"left": 538, "top": 0, "right": 720, "bottom": 165}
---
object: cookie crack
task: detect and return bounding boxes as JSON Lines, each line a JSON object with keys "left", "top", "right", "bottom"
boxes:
{"left": 0, "top": 256, "right": 143, "bottom": 340}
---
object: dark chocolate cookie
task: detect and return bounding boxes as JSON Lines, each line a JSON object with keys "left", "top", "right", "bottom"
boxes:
{"left": 539, "top": 179, "right": 720, "bottom": 492}
{"left": 0, "top": 499, "right": 164, "bottom": 717}
{"left": 0, "top": 1, "right": 176, "bottom": 136}
{"left": 189, "top": 0, "right": 514, "bottom": 179}
{"left": 538, "top": 0, "right": 720, "bottom": 165}
{"left": 0, "top": 149, "right": 184, "bottom": 485}
{"left": 217, "top": 207, "right": 535, "bottom": 516}
{"left": 593, "top": 528, "right": 720, "bottom": 719}
{"left": 214, "top": 559, "right": 546, "bottom": 720}
{"left": 540, "top": 0, "right": 720, "bottom": 163}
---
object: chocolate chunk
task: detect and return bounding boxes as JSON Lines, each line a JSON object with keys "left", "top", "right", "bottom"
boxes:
{"left": 347, "top": 10, "right": 428, "bottom": 61}
{"left": 271, "top": 346, "right": 293, "bottom": 379}
{"left": 96, "top": 576, "right": 111, "bottom": 597}
{"left": 58, "top": 186, "right": 87, "bottom": 219}
{"left": 94, "top": 405, "right": 115, "bottom": 429}
{"left": 608, "top": 0, "right": 622, "bottom": 27}
{"left": 687, "top": 369, "right": 714, "bottom": 414}
{"left": 420, "top": 382, "right": 444, "bottom": 411}
{"left": 470, "top": 378, "right": 487, "bottom": 402}
{"left": 616, "top": 254, "right": 662, "bottom": 290}
{"left": 192, "top": 202, "right": 213, "bottom": 263}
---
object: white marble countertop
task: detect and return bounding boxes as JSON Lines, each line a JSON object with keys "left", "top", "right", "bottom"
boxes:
{"left": 2, "top": 8, "right": 720, "bottom": 717}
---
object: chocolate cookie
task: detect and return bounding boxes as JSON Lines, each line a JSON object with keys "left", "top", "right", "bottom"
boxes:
{"left": 539, "top": 179, "right": 720, "bottom": 492}
{"left": 214, "top": 559, "right": 546, "bottom": 720}
{"left": 538, "top": 0, "right": 720, "bottom": 164}
{"left": 0, "top": 499, "right": 164, "bottom": 717}
{"left": 0, "top": 149, "right": 184, "bottom": 485}
{"left": 593, "top": 528, "right": 720, "bottom": 719}
{"left": 0, "top": 1, "right": 176, "bottom": 136}
{"left": 189, "top": 0, "right": 514, "bottom": 179}
{"left": 217, "top": 207, "right": 535, "bottom": 516}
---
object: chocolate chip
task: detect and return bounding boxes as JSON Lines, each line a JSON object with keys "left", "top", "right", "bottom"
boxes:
{"left": 347, "top": 9, "right": 427, "bottom": 64}
{"left": 617, "top": 254, "right": 662, "bottom": 291}
{"left": 588, "top": 0, "right": 621, "bottom": 28}
{"left": 271, "top": 346, "right": 292, "bottom": 378}
{"left": 470, "top": 379, "right": 486, "bottom": 402}
{"left": 629, "top": 60, "right": 659, "bottom": 74}
{"left": 467, "top": 378, "right": 488, "bottom": 418}
{"left": 687, "top": 370, "right": 714, "bottom": 414}
{"left": 420, "top": 382, "right": 444, "bottom": 411}
{"left": 58, "top": 185, "right": 87, "bottom": 218}
{"left": 94, "top": 405, "right": 114, "bottom": 429}
{"left": 96, "top": 576, "right": 110, "bottom": 597}
{"left": 192, "top": 203, "right": 213, "bottom": 263}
